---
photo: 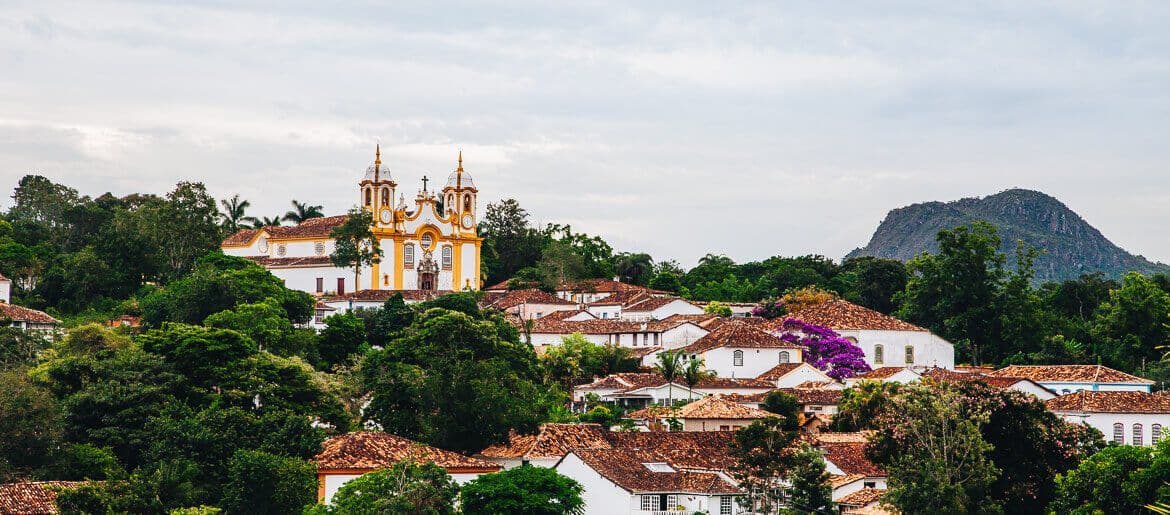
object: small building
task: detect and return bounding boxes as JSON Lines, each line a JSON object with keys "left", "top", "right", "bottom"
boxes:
{"left": 572, "top": 373, "right": 773, "bottom": 410}
{"left": 625, "top": 395, "right": 775, "bottom": 432}
{"left": 619, "top": 296, "right": 705, "bottom": 322}
{"left": 779, "top": 386, "right": 846, "bottom": 416}
{"left": 484, "top": 288, "right": 580, "bottom": 321}
{"left": 987, "top": 364, "right": 1153, "bottom": 394}
{"left": 814, "top": 433, "right": 887, "bottom": 501}
{"left": 676, "top": 321, "right": 804, "bottom": 379}
{"left": 321, "top": 289, "right": 449, "bottom": 313}
{"left": 780, "top": 299, "right": 955, "bottom": 370}
{"left": 555, "top": 448, "right": 744, "bottom": 515}
{"left": 478, "top": 423, "right": 613, "bottom": 469}
{"left": 756, "top": 362, "right": 837, "bottom": 388}
{"left": 0, "top": 302, "right": 61, "bottom": 335}
{"left": 314, "top": 431, "right": 501, "bottom": 504}
{"left": 1046, "top": 391, "right": 1170, "bottom": 446}
{"left": 0, "top": 273, "right": 10, "bottom": 304}
{"left": 844, "top": 367, "right": 922, "bottom": 387}
{"left": 0, "top": 481, "right": 86, "bottom": 514}
{"left": 919, "top": 367, "right": 1055, "bottom": 400}
{"left": 529, "top": 317, "right": 710, "bottom": 350}
{"left": 838, "top": 488, "right": 892, "bottom": 514}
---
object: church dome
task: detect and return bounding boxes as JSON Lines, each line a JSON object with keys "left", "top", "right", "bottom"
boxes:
{"left": 364, "top": 163, "right": 391, "bottom": 182}
{"left": 446, "top": 170, "right": 475, "bottom": 190}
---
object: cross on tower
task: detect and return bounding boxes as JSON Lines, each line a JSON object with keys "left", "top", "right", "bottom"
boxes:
{"left": 421, "top": 175, "right": 429, "bottom": 192}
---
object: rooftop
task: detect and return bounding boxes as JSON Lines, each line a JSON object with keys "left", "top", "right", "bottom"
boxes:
{"left": 316, "top": 431, "right": 500, "bottom": 472}
{"left": 479, "top": 423, "right": 611, "bottom": 460}
{"left": 0, "top": 481, "right": 86, "bottom": 514}
{"left": 485, "top": 288, "right": 577, "bottom": 309}
{"left": 222, "top": 215, "right": 350, "bottom": 247}
{"left": 678, "top": 320, "right": 801, "bottom": 354}
{"left": 570, "top": 448, "right": 742, "bottom": 495}
{"left": 1046, "top": 391, "right": 1170, "bottom": 414}
{"left": 987, "top": 365, "right": 1153, "bottom": 385}
{"left": 855, "top": 367, "right": 919, "bottom": 380}
{"left": 244, "top": 255, "right": 334, "bottom": 268}
{"left": 783, "top": 299, "right": 927, "bottom": 332}
{"left": 626, "top": 395, "right": 775, "bottom": 421}
{"left": 325, "top": 289, "right": 451, "bottom": 302}
{"left": 0, "top": 303, "right": 60, "bottom": 325}
{"left": 839, "top": 488, "right": 887, "bottom": 507}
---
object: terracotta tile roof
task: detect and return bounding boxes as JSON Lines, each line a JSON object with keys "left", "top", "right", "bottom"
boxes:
{"left": 830, "top": 474, "right": 868, "bottom": 488}
{"left": 0, "top": 303, "right": 60, "bottom": 324}
{"left": 679, "top": 320, "right": 801, "bottom": 354}
{"left": 722, "top": 392, "right": 770, "bottom": 403}
{"left": 560, "top": 279, "right": 645, "bottom": 294}
{"left": 814, "top": 432, "right": 872, "bottom": 444}
{"left": 483, "top": 279, "right": 512, "bottom": 291}
{"left": 794, "top": 380, "right": 834, "bottom": 389}
{"left": 920, "top": 368, "right": 1038, "bottom": 390}
{"left": 479, "top": 424, "right": 612, "bottom": 459}
{"left": 700, "top": 316, "right": 771, "bottom": 330}
{"left": 820, "top": 441, "right": 884, "bottom": 476}
{"left": 628, "top": 346, "right": 663, "bottom": 359}
{"left": 530, "top": 317, "right": 704, "bottom": 336}
{"left": 316, "top": 432, "right": 500, "bottom": 471}
{"left": 326, "top": 289, "right": 451, "bottom": 302}
{"left": 588, "top": 290, "right": 652, "bottom": 307}
{"left": 756, "top": 363, "right": 805, "bottom": 381}
{"left": 693, "top": 377, "right": 774, "bottom": 389}
{"left": 266, "top": 215, "right": 349, "bottom": 240}
{"left": 314, "top": 301, "right": 336, "bottom": 311}
{"left": 607, "top": 431, "right": 739, "bottom": 470}
{"left": 857, "top": 367, "right": 916, "bottom": 380}
{"left": 779, "top": 387, "right": 844, "bottom": 406}
{"left": 627, "top": 395, "right": 775, "bottom": 421}
{"left": 987, "top": 365, "right": 1153, "bottom": 385}
{"left": 782, "top": 299, "right": 927, "bottom": 332}
{"left": 222, "top": 228, "right": 261, "bottom": 247}
{"left": 486, "top": 288, "right": 577, "bottom": 309}
{"left": 244, "top": 255, "right": 335, "bottom": 267}
{"left": 0, "top": 481, "right": 86, "bottom": 514}
{"left": 624, "top": 296, "right": 698, "bottom": 312}
{"left": 579, "top": 372, "right": 773, "bottom": 394}
{"left": 571, "top": 448, "right": 742, "bottom": 494}
{"left": 1046, "top": 391, "right": 1170, "bottom": 414}
{"left": 839, "top": 488, "right": 887, "bottom": 507}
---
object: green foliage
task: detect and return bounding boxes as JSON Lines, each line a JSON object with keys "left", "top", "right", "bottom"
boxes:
{"left": 0, "top": 367, "right": 59, "bottom": 482}
{"left": 220, "top": 449, "right": 317, "bottom": 515}
{"left": 1051, "top": 440, "right": 1170, "bottom": 514}
{"left": 204, "top": 298, "right": 300, "bottom": 355}
{"left": 760, "top": 390, "right": 801, "bottom": 432}
{"left": 460, "top": 465, "right": 585, "bottom": 515}
{"left": 330, "top": 207, "right": 382, "bottom": 288}
{"left": 1091, "top": 271, "right": 1170, "bottom": 373}
{"left": 540, "top": 333, "right": 637, "bottom": 387}
{"left": 703, "top": 301, "right": 733, "bottom": 317}
{"left": 308, "top": 461, "right": 459, "bottom": 515}
{"left": 729, "top": 416, "right": 801, "bottom": 513}
{"left": 784, "top": 444, "right": 834, "bottom": 514}
{"left": 317, "top": 312, "right": 367, "bottom": 368}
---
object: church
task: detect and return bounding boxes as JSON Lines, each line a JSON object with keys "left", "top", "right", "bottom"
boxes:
{"left": 221, "top": 146, "right": 482, "bottom": 296}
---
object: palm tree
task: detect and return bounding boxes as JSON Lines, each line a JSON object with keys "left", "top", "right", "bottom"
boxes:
{"left": 219, "top": 194, "right": 252, "bottom": 232}
{"left": 250, "top": 216, "right": 283, "bottom": 229}
{"left": 614, "top": 252, "right": 655, "bottom": 286}
{"left": 283, "top": 200, "right": 324, "bottom": 224}
{"left": 653, "top": 350, "right": 683, "bottom": 407}
{"left": 681, "top": 357, "right": 713, "bottom": 402}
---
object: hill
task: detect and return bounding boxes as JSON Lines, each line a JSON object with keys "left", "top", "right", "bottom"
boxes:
{"left": 846, "top": 188, "right": 1170, "bottom": 282}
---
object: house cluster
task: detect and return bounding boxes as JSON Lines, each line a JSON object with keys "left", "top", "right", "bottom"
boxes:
{"left": 0, "top": 273, "right": 60, "bottom": 336}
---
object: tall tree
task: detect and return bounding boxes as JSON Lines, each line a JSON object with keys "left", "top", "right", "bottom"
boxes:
{"left": 218, "top": 194, "right": 252, "bottom": 233}
{"left": 479, "top": 199, "right": 545, "bottom": 284}
{"left": 460, "top": 465, "right": 585, "bottom": 515}
{"left": 282, "top": 200, "right": 324, "bottom": 224}
{"left": 250, "top": 216, "right": 283, "bottom": 228}
{"left": 680, "top": 357, "right": 713, "bottom": 402}
{"left": 613, "top": 252, "right": 654, "bottom": 285}
{"left": 652, "top": 350, "right": 683, "bottom": 406}
{"left": 306, "top": 461, "right": 459, "bottom": 515}
{"left": 329, "top": 208, "right": 382, "bottom": 292}
{"left": 150, "top": 182, "right": 222, "bottom": 281}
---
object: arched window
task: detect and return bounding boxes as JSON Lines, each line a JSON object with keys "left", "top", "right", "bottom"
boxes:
{"left": 463, "top": 193, "right": 472, "bottom": 212}
{"left": 404, "top": 244, "right": 415, "bottom": 268}
{"left": 364, "top": 188, "right": 372, "bottom": 206}
{"left": 381, "top": 187, "right": 390, "bottom": 206}
{"left": 779, "top": 351, "right": 790, "bottom": 364}
{"left": 1061, "top": 389, "right": 1071, "bottom": 395}
{"left": 421, "top": 233, "right": 434, "bottom": 250}
{"left": 441, "top": 246, "right": 453, "bottom": 270}
{"left": 1114, "top": 423, "right": 1125, "bottom": 444}
{"left": 904, "top": 345, "right": 915, "bottom": 365}
{"left": 1134, "top": 424, "right": 1144, "bottom": 446}
{"left": 733, "top": 350, "right": 744, "bottom": 367}
{"left": 1154, "top": 424, "right": 1163, "bottom": 443}
{"left": 873, "top": 345, "right": 884, "bottom": 365}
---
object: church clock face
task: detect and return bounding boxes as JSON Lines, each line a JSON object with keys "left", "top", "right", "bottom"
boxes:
{"left": 379, "top": 208, "right": 392, "bottom": 224}
{"left": 461, "top": 214, "right": 473, "bottom": 229}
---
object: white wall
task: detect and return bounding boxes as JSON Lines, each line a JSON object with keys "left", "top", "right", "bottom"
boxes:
{"left": 621, "top": 300, "right": 704, "bottom": 322}
{"left": 771, "top": 364, "right": 834, "bottom": 388}
{"left": 555, "top": 454, "right": 631, "bottom": 515}
{"left": 269, "top": 266, "right": 356, "bottom": 295}
{"left": 841, "top": 329, "right": 955, "bottom": 370}
{"left": 0, "top": 278, "right": 10, "bottom": 303}
{"left": 661, "top": 324, "right": 709, "bottom": 349}
{"left": 701, "top": 347, "right": 798, "bottom": 379}
{"left": 1054, "top": 412, "right": 1170, "bottom": 446}
{"left": 510, "top": 303, "right": 579, "bottom": 320}
{"left": 681, "top": 418, "right": 754, "bottom": 432}
{"left": 587, "top": 305, "right": 622, "bottom": 320}
{"left": 1041, "top": 381, "right": 1151, "bottom": 394}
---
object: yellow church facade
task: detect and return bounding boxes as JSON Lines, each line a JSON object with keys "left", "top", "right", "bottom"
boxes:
{"left": 221, "top": 147, "right": 482, "bottom": 296}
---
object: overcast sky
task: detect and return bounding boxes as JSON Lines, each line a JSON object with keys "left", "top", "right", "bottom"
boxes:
{"left": 2, "top": 1, "right": 1169, "bottom": 267}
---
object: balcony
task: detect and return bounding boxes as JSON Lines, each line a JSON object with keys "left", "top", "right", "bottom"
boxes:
{"left": 632, "top": 510, "right": 686, "bottom": 515}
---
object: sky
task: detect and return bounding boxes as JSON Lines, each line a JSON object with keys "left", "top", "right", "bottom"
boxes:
{"left": 2, "top": 1, "right": 1170, "bottom": 268}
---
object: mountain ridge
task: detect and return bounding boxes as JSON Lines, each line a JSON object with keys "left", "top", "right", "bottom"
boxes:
{"left": 846, "top": 188, "right": 1170, "bottom": 282}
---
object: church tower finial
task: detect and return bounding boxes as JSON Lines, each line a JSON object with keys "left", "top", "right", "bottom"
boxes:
{"left": 375, "top": 143, "right": 382, "bottom": 169}
{"left": 457, "top": 149, "right": 463, "bottom": 172}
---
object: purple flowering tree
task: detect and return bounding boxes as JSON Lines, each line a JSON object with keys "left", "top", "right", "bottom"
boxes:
{"left": 778, "top": 318, "right": 872, "bottom": 380}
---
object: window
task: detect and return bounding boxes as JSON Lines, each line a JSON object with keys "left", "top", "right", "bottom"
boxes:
{"left": 904, "top": 345, "right": 915, "bottom": 365}
{"left": 381, "top": 187, "right": 390, "bottom": 206}
{"left": 404, "top": 244, "right": 415, "bottom": 268}
{"left": 315, "top": 278, "right": 323, "bottom": 293}
{"left": 720, "top": 496, "right": 733, "bottom": 515}
{"left": 276, "top": 243, "right": 286, "bottom": 257}
{"left": 874, "top": 345, "right": 884, "bottom": 364}
{"left": 640, "top": 495, "right": 660, "bottom": 511}
{"left": 442, "top": 246, "right": 453, "bottom": 269}
{"left": 779, "top": 351, "right": 790, "bottom": 363}
{"left": 864, "top": 481, "right": 876, "bottom": 489}
{"left": 421, "top": 233, "right": 434, "bottom": 250}
{"left": 1114, "top": 423, "right": 1125, "bottom": 444}
{"left": 720, "top": 425, "right": 731, "bottom": 431}
{"left": 364, "top": 188, "right": 371, "bottom": 206}
{"left": 1135, "top": 424, "right": 1145, "bottom": 446}
{"left": 733, "top": 350, "right": 744, "bottom": 366}
{"left": 464, "top": 194, "right": 472, "bottom": 212}
{"left": 336, "top": 278, "right": 345, "bottom": 296}
{"left": 1061, "top": 389, "right": 1071, "bottom": 395}
{"left": 535, "top": 312, "right": 543, "bottom": 319}
{"left": 665, "top": 495, "right": 678, "bottom": 509}
{"left": 1155, "top": 424, "right": 1163, "bottom": 443}
{"left": 383, "top": 274, "right": 390, "bottom": 286}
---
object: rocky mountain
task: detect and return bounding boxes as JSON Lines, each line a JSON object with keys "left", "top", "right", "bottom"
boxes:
{"left": 847, "top": 188, "right": 1170, "bottom": 282}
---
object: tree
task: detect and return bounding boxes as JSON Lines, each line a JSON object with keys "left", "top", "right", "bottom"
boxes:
{"left": 537, "top": 241, "right": 586, "bottom": 288}
{"left": 330, "top": 208, "right": 382, "bottom": 293}
{"left": 751, "top": 298, "right": 787, "bottom": 319}
{"left": 150, "top": 182, "right": 222, "bottom": 281}
{"left": 785, "top": 444, "right": 834, "bottom": 514}
{"left": 219, "top": 450, "right": 317, "bottom": 515}
{"left": 218, "top": 194, "right": 251, "bottom": 233}
{"left": 480, "top": 199, "right": 545, "bottom": 285}
{"left": 361, "top": 307, "right": 553, "bottom": 453}
{"left": 780, "top": 286, "right": 837, "bottom": 312}
{"left": 318, "top": 312, "right": 367, "bottom": 368}
{"left": 251, "top": 216, "right": 282, "bottom": 228}
{"left": 703, "top": 301, "right": 733, "bottom": 317}
{"left": 778, "top": 319, "right": 871, "bottom": 380}
{"left": 680, "top": 357, "right": 712, "bottom": 402}
{"left": 829, "top": 381, "right": 902, "bottom": 432}
{"left": 867, "top": 382, "right": 1000, "bottom": 514}
{"left": 760, "top": 390, "right": 801, "bottom": 432}
{"left": 652, "top": 350, "right": 683, "bottom": 406}
{"left": 729, "top": 416, "right": 800, "bottom": 513}
{"left": 460, "top": 465, "right": 585, "bottom": 515}
{"left": 1091, "top": 271, "right": 1170, "bottom": 373}
{"left": 1051, "top": 441, "right": 1170, "bottom": 514}
{"left": 839, "top": 256, "right": 908, "bottom": 314}
{"left": 307, "top": 461, "right": 459, "bottom": 515}
{"left": 0, "top": 367, "right": 59, "bottom": 482}
{"left": 282, "top": 200, "right": 324, "bottom": 224}
{"left": 613, "top": 252, "right": 654, "bottom": 286}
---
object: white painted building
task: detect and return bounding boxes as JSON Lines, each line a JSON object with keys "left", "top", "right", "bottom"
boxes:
{"left": 555, "top": 450, "right": 744, "bottom": 515}
{"left": 988, "top": 365, "right": 1153, "bottom": 394}
{"left": 676, "top": 321, "right": 804, "bottom": 379}
{"left": 1047, "top": 391, "right": 1170, "bottom": 446}
{"left": 781, "top": 299, "right": 955, "bottom": 370}
{"left": 0, "top": 273, "right": 10, "bottom": 304}
{"left": 756, "top": 362, "right": 838, "bottom": 388}
{"left": 529, "top": 317, "right": 709, "bottom": 349}
{"left": 844, "top": 367, "right": 923, "bottom": 387}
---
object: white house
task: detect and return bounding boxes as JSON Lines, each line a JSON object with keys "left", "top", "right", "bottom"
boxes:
{"left": 572, "top": 373, "right": 773, "bottom": 409}
{"left": 555, "top": 449, "right": 744, "bottom": 515}
{"left": 987, "top": 365, "right": 1153, "bottom": 394}
{"left": 814, "top": 433, "right": 888, "bottom": 501}
{"left": 781, "top": 299, "right": 955, "bottom": 370}
{"left": 676, "top": 321, "right": 804, "bottom": 379}
{"left": 479, "top": 423, "right": 614, "bottom": 469}
{"left": 313, "top": 432, "right": 500, "bottom": 504}
{"left": 625, "top": 395, "right": 774, "bottom": 432}
{"left": 778, "top": 387, "right": 846, "bottom": 416}
{"left": 529, "top": 317, "right": 709, "bottom": 349}
{"left": 755, "top": 362, "right": 838, "bottom": 388}
{"left": 0, "top": 273, "right": 10, "bottom": 304}
{"left": 920, "top": 368, "right": 1056, "bottom": 400}
{"left": 319, "top": 289, "right": 447, "bottom": 314}
{"left": 620, "top": 297, "right": 705, "bottom": 322}
{"left": 0, "top": 301, "right": 61, "bottom": 336}
{"left": 1046, "top": 391, "right": 1170, "bottom": 446}
{"left": 483, "top": 288, "right": 580, "bottom": 320}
